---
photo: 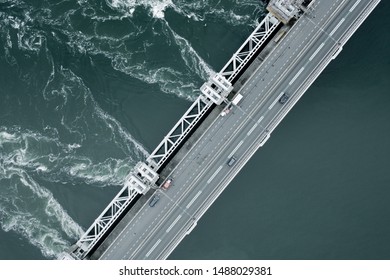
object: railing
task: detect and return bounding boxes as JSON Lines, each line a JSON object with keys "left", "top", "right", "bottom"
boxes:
{"left": 69, "top": 10, "right": 283, "bottom": 260}
{"left": 146, "top": 96, "right": 213, "bottom": 171}
{"left": 220, "top": 14, "right": 281, "bottom": 82}
{"left": 72, "top": 184, "right": 140, "bottom": 259}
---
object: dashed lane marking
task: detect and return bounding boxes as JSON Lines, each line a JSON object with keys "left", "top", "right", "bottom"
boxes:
{"left": 186, "top": 191, "right": 202, "bottom": 209}
{"left": 166, "top": 215, "right": 182, "bottom": 233}
{"left": 145, "top": 239, "right": 161, "bottom": 258}
{"left": 309, "top": 43, "right": 325, "bottom": 61}
{"left": 289, "top": 67, "right": 305, "bottom": 85}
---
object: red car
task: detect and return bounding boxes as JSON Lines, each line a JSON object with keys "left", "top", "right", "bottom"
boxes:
{"left": 162, "top": 178, "right": 172, "bottom": 190}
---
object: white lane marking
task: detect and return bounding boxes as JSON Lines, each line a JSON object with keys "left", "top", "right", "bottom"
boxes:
{"left": 247, "top": 115, "right": 265, "bottom": 136}
{"left": 329, "top": 18, "right": 345, "bottom": 37}
{"left": 228, "top": 140, "right": 244, "bottom": 158}
{"left": 166, "top": 215, "right": 182, "bottom": 233}
{"left": 268, "top": 92, "right": 285, "bottom": 110}
{"left": 309, "top": 43, "right": 325, "bottom": 61}
{"left": 350, "top": 0, "right": 361, "bottom": 12}
{"left": 247, "top": 123, "right": 258, "bottom": 136}
{"left": 145, "top": 239, "right": 161, "bottom": 257}
{"left": 186, "top": 191, "right": 202, "bottom": 209}
{"left": 258, "top": 116, "right": 264, "bottom": 123}
{"left": 289, "top": 67, "right": 305, "bottom": 86}
{"left": 206, "top": 165, "right": 223, "bottom": 184}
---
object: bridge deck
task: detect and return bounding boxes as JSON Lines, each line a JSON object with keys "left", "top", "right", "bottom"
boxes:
{"left": 65, "top": 0, "right": 381, "bottom": 260}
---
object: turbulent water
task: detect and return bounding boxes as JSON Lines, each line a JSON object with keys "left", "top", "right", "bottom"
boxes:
{"left": 1, "top": 0, "right": 390, "bottom": 260}
{"left": 0, "top": 0, "right": 267, "bottom": 259}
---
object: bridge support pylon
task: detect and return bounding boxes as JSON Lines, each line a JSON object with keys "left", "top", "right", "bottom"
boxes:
{"left": 200, "top": 73, "right": 233, "bottom": 105}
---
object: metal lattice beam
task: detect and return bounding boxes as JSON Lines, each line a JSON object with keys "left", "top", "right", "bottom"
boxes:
{"left": 68, "top": 12, "right": 282, "bottom": 260}
{"left": 145, "top": 15, "right": 281, "bottom": 171}
{"left": 220, "top": 14, "right": 281, "bottom": 82}
{"left": 73, "top": 184, "right": 140, "bottom": 259}
{"left": 146, "top": 96, "right": 213, "bottom": 170}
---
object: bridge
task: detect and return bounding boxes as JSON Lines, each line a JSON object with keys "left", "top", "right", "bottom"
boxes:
{"left": 60, "top": 0, "right": 381, "bottom": 260}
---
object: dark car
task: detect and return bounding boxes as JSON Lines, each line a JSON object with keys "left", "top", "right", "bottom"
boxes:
{"left": 227, "top": 156, "right": 237, "bottom": 167}
{"left": 149, "top": 194, "right": 160, "bottom": 207}
{"left": 279, "top": 92, "right": 290, "bottom": 104}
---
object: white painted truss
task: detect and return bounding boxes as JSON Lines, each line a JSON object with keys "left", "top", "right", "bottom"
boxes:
{"left": 219, "top": 13, "right": 281, "bottom": 82}
{"left": 72, "top": 180, "right": 140, "bottom": 259}
{"left": 69, "top": 11, "right": 284, "bottom": 260}
{"left": 145, "top": 15, "right": 281, "bottom": 170}
{"left": 146, "top": 95, "right": 213, "bottom": 170}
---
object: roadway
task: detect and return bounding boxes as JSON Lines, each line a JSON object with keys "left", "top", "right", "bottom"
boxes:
{"left": 99, "top": 0, "right": 380, "bottom": 259}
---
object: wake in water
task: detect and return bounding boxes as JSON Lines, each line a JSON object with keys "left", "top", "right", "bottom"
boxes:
{"left": 107, "top": 0, "right": 264, "bottom": 25}
{"left": 0, "top": 128, "right": 72, "bottom": 259}
{"left": 103, "top": 0, "right": 266, "bottom": 99}
{"left": 0, "top": 0, "right": 265, "bottom": 258}
{"left": 0, "top": 155, "right": 83, "bottom": 257}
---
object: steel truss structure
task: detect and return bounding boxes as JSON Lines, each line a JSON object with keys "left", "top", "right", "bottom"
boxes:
{"left": 69, "top": 11, "right": 284, "bottom": 260}
{"left": 72, "top": 184, "right": 140, "bottom": 259}
{"left": 146, "top": 96, "right": 213, "bottom": 170}
{"left": 146, "top": 15, "right": 281, "bottom": 171}
{"left": 220, "top": 13, "right": 281, "bottom": 82}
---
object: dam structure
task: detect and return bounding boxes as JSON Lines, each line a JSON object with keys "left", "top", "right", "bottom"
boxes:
{"left": 59, "top": 0, "right": 382, "bottom": 260}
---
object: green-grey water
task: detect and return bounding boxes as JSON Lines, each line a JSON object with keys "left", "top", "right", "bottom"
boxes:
{"left": 0, "top": 0, "right": 389, "bottom": 260}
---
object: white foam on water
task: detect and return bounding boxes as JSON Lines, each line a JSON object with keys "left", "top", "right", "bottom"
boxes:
{"left": 0, "top": 131, "right": 17, "bottom": 146}
{"left": 0, "top": 125, "right": 144, "bottom": 257}
{"left": 66, "top": 143, "right": 81, "bottom": 151}
{"left": 6, "top": 0, "right": 263, "bottom": 101}
{"left": 1, "top": 13, "right": 44, "bottom": 53}
{"left": 0, "top": 0, "right": 267, "bottom": 259}
{"left": 0, "top": 169, "right": 84, "bottom": 258}
{"left": 58, "top": 27, "right": 203, "bottom": 100}
{"left": 164, "top": 19, "right": 213, "bottom": 81}
{"left": 91, "top": 94, "right": 150, "bottom": 159}
{"left": 112, "top": 59, "right": 201, "bottom": 100}
{"left": 41, "top": 64, "right": 150, "bottom": 159}
{"left": 44, "top": 195, "right": 83, "bottom": 240}
{"left": 65, "top": 157, "right": 133, "bottom": 185}
{"left": 105, "top": 0, "right": 264, "bottom": 25}
{"left": 169, "top": 0, "right": 264, "bottom": 26}
{"left": 36, "top": 165, "right": 48, "bottom": 172}
{"left": 0, "top": 120, "right": 145, "bottom": 186}
{"left": 107, "top": 0, "right": 174, "bottom": 19}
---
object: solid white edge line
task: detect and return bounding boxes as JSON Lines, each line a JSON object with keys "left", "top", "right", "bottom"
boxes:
{"left": 186, "top": 191, "right": 202, "bottom": 209}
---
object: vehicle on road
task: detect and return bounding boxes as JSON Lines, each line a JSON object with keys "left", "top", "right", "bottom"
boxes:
{"left": 279, "top": 92, "right": 290, "bottom": 104}
{"left": 227, "top": 156, "right": 237, "bottom": 167}
{"left": 149, "top": 194, "right": 160, "bottom": 207}
{"left": 162, "top": 178, "right": 173, "bottom": 190}
{"left": 232, "top": 93, "right": 243, "bottom": 105}
{"left": 220, "top": 104, "right": 232, "bottom": 116}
